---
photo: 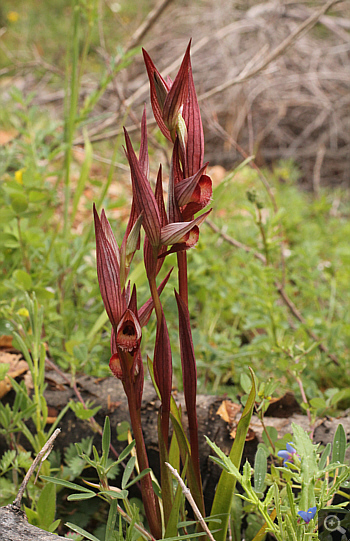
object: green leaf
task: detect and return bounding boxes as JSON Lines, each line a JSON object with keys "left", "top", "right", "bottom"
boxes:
{"left": 170, "top": 412, "right": 204, "bottom": 516}
{"left": 330, "top": 388, "right": 350, "bottom": 407}
{"left": 69, "top": 401, "right": 101, "bottom": 420}
{"left": 262, "top": 426, "right": 278, "bottom": 448}
{"left": 67, "top": 492, "right": 96, "bottom": 501}
{"left": 209, "top": 368, "right": 256, "bottom": 541}
{"left": 253, "top": 447, "right": 267, "bottom": 494}
{"left": 40, "top": 475, "right": 94, "bottom": 492}
{"left": 1, "top": 232, "right": 19, "bottom": 248}
{"left": 292, "top": 423, "right": 318, "bottom": 511}
{"left": 0, "top": 208, "right": 15, "bottom": 222}
{"left": 48, "top": 518, "right": 61, "bottom": 533}
{"left": 104, "top": 498, "right": 118, "bottom": 541}
{"left": 13, "top": 269, "right": 32, "bottom": 290}
{"left": 102, "top": 416, "right": 110, "bottom": 467}
{"left": 10, "top": 192, "right": 28, "bottom": 213}
{"left": 162, "top": 531, "right": 219, "bottom": 541}
{"left": 0, "top": 363, "right": 10, "bottom": 381}
{"left": 98, "top": 489, "right": 128, "bottom": 499}
{"left": 0, "top": 450, "right": 16, "bottom": 472}
{"left": 240, "top": 373, "right": 252, "bottom": 394}
{"left": 117, "top": 440, "right": 135, "bottom": 464}
{"left": 71, "top": 129, "right": 92, "bottom": 223}
{"left": 319, "top": 443, "right": 331, "bottom": 470}
{"left": 165, "top": 460, "right": 188, "bottom": 539}
{"left": 332, "top": 424, "right": 346, "bottom": 465}
{"left": 24, "top": 505, "right": 39, "bottom": 526}
{"left": 65, "top": 522, "right": 102, "bottom": 541}
{"left": 310, "top": 397, "right": 326, "bottom": 410}
{"left": 121, "top": 456, "right": 136, "bottom": 489}
{"left": 37, "top": 482, "right": 56, "bottom": 530}
{"left": 116, "top": 420, "right": 130, "bottom": 441}
{"left": 124, "top": 467, "right": 152, "bottom": 489}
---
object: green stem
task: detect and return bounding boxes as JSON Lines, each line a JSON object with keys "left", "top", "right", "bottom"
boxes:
{"left": 63, "top": 1, "right": 80, "bottom": 239}
{"left": 257, "top": 207, "right": 270, "bottom": 266}
{"left": 16, "top": 217, "right": 30, "bottom": 273}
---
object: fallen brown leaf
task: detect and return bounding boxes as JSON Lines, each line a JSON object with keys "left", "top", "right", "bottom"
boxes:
{"left": 216, "top": 399, "right": 241, "bottom": 424}
{"left": 0, "top": 128, "right": 18, "bottom": 145}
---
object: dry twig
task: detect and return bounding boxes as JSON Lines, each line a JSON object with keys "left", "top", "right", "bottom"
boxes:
{"left": 12, "top": 429, "right": 61, "bottom": 510}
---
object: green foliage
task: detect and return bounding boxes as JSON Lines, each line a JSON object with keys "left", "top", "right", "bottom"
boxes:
{"left": 209, "top": 369, "right": 256, "bottom": 541}
{"left": 207, "top": 422, "right": 350, "bottom": 541}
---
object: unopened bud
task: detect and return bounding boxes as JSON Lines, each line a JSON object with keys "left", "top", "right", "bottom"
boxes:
{"left": 126, "top": 213, "right": 143, "bottom": 266}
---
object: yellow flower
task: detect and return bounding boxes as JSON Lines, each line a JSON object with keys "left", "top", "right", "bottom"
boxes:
{"left": 7, "top": 11, "right": 19, "bottom": 23}
{"left": 14, "top": 168, "right": 25, "bottom": 184}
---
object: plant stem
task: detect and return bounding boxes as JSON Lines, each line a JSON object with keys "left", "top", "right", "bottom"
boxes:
{"left": 12, "top": 429, "right": 61, "bottom": 509}
{"left": 119, "top": 350, "right": 162, "bottom": 539}
{"left": 16, "top": 217, "right": 30, "bottom": 273}
{"left": 63, "top": 1, "right": 80, "bottom": 239}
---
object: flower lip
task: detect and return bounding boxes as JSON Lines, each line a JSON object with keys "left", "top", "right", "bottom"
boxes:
{"left": 298, "top": 506, "right": 317, "bottom": 524}
{"left": 116, "top": 309, "right": 142, "bottom": 352}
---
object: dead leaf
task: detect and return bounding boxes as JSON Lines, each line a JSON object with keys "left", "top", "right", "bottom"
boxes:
{"left": 0, "top": 128, "right": 18, "bottom": 145}
{"left": 0, "top": 351, "right": 29, "bottom": 398}
{"left": 0, "top": 335, "right": 13, "bottom": 348}
{"left": 229, "top": 426, "right": 256, "bottom": 441}
{"left": 216, "top": 399, "right": 241, "bottom": 424}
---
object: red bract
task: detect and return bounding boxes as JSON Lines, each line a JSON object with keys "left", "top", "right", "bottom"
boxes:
{"left": 153, "top": 310, "right": 172, "bottom": 444}
{"left": 93, "top": 205, "right": 125, "bottom": 330}
{"left": 160, "top": 208, "right": 212, "bottom": 246}
{"left": 182, "top": 65, "right": 204, "bottom": 178}
{"left": 176, "top": 172, "right": 212, "bottom": 221}
{"left": 143, "top": 42, "right": 191, "bottom": 142}
{"left": 124, "top": 128, "right": 162, "bottom": 249}
{"left": 175, "top": 290, "right": 201, "bottom": 490}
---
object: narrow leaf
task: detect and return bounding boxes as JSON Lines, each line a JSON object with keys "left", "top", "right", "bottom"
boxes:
{"left": 40, "top": 476, "right": 94, "bottom": 493}
{"left": 102, "top": 416, "right": 111, "bottom": 467}
{"left": 209, "top": 369, "right": 256, "bottom": 541}
{"left": 332, "top": 423, "right": 346, "bottom": 465}
{"left": 65, "top": 522, "right": 101, "bottom": 541}
{"left": 122, "top": 456, "right": 136, "bottom": 489}
{"left": 67, "top": 492, "right": 95, "bottom": 501}
{"left": 254, "top": 447, "right": 267, "bottom": 493}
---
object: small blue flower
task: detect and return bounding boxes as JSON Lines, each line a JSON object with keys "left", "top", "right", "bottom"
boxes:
{"left": 277, "top": 442, "right": 298, "bottom": 465}
{"left": 298, "top": 506, "right": 317, "bottom": 524}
